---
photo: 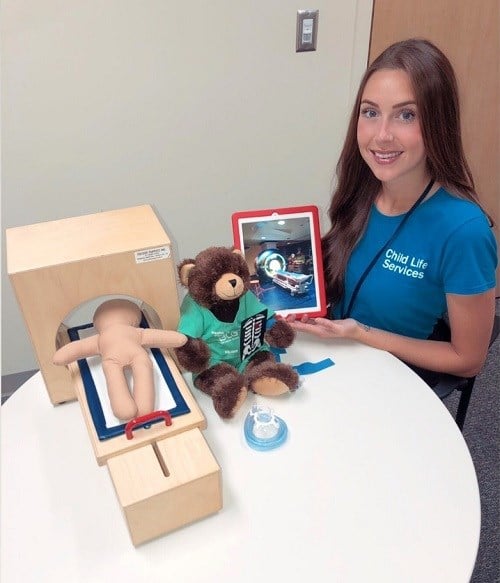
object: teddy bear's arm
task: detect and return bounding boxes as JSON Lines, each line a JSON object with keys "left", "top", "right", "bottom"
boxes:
{"left": 53, "top": 336, "right": 100, "bottom": 365}
{"left": 265, "top": 318, "right": 295, "bottom": 348}
{"left": 140, "top": 329, "right": 188, "bottom": 350}
{"left": 174, "top": 337, "right": 211, "bottom": 373}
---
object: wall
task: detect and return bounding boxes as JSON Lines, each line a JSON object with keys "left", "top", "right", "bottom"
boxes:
{"left": 1, "top": 0, "right": 373, "bottom": 375}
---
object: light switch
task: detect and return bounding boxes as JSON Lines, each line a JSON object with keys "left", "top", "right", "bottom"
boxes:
{"left": 296, "top": 9, "right": 318, "bottom": 52}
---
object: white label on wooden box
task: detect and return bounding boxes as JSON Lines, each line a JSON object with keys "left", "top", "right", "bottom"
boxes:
{"left": 135, "top": 246, "right": 170, "bottom": 263}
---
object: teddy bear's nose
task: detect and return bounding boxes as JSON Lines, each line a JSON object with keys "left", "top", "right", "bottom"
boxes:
{"left": 229, "top": 278, "right": 237, "bottom": 288}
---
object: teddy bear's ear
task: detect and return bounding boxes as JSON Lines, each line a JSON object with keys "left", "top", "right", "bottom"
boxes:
{"left": 178, "top": 261, "right": 195, "bottom": 287}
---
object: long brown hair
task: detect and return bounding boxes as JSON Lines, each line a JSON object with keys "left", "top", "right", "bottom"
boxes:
{"left": 322, "top": 38, "right": 486, "bottom": 307}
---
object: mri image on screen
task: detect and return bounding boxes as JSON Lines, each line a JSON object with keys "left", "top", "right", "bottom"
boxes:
{"left": 232, "top": 207, "right": 326, "bottom": 318}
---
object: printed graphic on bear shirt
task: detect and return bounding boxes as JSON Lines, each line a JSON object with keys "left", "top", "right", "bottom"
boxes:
{"left": 240, "top": 309, "right": 267, "bottom": 361}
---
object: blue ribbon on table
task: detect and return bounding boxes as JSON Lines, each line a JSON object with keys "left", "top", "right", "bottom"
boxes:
{"left": 270, "top": 346, "right": 334, "bottom": 375}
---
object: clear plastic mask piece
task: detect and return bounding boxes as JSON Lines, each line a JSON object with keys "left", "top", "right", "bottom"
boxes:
{"left": 244, "top": 404, "right": 288, "bottom": 451}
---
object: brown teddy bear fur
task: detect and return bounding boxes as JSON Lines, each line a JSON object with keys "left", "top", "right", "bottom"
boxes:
{"left": 174, "top": 246, "right": 299, "bottom": 418}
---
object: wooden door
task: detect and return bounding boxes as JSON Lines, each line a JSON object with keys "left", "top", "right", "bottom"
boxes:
{"left": 369, "top": 0, "right": 499, "bottom": 291}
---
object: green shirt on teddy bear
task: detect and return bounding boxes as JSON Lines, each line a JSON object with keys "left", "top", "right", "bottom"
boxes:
{"left": 178, "top": 291, "right": 275, "bottom": 374}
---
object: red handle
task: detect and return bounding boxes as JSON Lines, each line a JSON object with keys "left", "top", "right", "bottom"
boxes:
{"left": 125, "top": 410, "right": 172, "bottom": 440}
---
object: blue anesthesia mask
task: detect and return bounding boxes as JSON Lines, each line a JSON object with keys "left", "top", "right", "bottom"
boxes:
{"left": 244, "top": 404, "right": 288, "bottom": 451}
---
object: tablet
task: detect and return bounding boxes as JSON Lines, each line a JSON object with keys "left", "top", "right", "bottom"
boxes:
{"left": 232, "top": 205, "right": 327, "bottom": 318}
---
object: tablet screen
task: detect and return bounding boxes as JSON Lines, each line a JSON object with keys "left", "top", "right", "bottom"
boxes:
{"left": 232, "top": 205, "right": 326, "bottom": 318}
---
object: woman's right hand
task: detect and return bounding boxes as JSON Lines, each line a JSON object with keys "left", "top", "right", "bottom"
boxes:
{"left": 285, "top": 315, "right": 359, "bottom": 340}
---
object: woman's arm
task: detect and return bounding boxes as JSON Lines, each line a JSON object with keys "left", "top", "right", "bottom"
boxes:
{"left": 288, "top": 289, "right": 496, "bottom": 378}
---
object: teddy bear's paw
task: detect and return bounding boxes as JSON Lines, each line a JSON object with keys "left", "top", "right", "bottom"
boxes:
{"left": 197, "top": 363, "right": 247, "bottom": 418}
{"left": 247, "top": 363, "right": 300, "bottom": 396}
{"left": 232, "top": 385, "right": 249, "bottom": 414}
{"left": 213, "top": 385, "right": 248, "bottom": 419}
{"left": 174, "top": 337, "right": 211, "bottom": 373}
{"left": 265, "top": 319, "right": 295, "bottom": 348}
{"left": 250, "top": 377, "right": 290, "bottom": 396}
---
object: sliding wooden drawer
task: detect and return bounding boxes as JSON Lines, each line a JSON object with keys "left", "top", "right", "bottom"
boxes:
{"left": 107, "top": 427, "right": 222, "bottom": 546}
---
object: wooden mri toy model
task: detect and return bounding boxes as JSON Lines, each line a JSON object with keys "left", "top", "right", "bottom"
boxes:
{"left": 5, "top": 205, "right": 222, "bottom": 546}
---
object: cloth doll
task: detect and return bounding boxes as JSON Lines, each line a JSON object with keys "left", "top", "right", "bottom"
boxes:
{"left": 53, "top": 298, "right": 187, "bottom": 420}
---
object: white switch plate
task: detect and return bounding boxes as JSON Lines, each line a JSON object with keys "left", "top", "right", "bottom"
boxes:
{"left": 296, "top": 9, "right": 319, "bottom": 52}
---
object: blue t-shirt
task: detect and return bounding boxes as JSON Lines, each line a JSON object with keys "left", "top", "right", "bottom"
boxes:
{"left": 332, "top": 188, "right": 497, "bottom": 338}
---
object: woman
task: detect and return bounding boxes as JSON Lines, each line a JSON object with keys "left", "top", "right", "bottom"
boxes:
{"left": 289, "top": 38, "right": 497, "bottom": 382}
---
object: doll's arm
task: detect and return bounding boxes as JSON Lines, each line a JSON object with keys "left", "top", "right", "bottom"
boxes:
{"left": 53, "top": 336, "right": 100, "bottom": 365}
{"left": 140, "top": 329, "right": 188, "bottom": 349}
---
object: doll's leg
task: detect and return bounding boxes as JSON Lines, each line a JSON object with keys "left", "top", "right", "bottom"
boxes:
{"left": 131, "top": 355, "right": 155, "bottom": 417}
{"left": 102, "top": 360, "right": 138, "bottom": 420}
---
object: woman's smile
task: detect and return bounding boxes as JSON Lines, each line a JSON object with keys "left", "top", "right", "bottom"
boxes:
{"left": 371, "top": 150, "right": 403, "bottom": 164}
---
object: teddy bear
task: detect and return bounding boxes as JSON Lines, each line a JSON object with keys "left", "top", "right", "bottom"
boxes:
{"left": 173, "top": 246, "right": 299, "bottom": 419}
{"left": 53, "top": 298, "right": 187, "bottom": 420}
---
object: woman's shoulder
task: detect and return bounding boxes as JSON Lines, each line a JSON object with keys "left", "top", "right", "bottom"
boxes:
{"left": 424, "top": 189, "right": 497, "bottom": 263}
{"left": 426, "top": 187, "right": 491, "bottom": 225}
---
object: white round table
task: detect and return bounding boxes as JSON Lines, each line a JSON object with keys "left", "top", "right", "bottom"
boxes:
{"left": 1, "top": 334, "right": 480, "bottom": 582}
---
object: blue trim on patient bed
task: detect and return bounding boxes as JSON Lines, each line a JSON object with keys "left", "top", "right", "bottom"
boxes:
{"left": 67, "top": 316, "right": 190, "bottom": 441}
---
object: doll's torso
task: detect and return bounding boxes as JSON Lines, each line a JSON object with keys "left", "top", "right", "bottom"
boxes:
{"left": 97, "top": 325, "right": 148, "bottom": 366}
